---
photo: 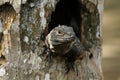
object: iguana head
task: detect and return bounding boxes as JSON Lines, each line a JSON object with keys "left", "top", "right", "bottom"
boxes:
{"left": 45, "top": 25, "right": 76, "bottom": 54}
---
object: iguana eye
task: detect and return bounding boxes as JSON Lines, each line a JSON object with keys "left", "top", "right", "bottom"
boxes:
{"left": 57, "top": 30, "right": 64, "bottom": 35}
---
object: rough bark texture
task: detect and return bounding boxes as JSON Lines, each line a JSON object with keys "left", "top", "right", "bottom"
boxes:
{"left": 0, "top": 0, "right": 104, "bottom": 80}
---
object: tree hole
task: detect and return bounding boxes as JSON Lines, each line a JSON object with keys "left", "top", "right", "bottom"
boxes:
{"left": 48, "top": 0, "right": 82, "bottom": 39}
{"left": 0, "top": 2, "right": 16, "bottom": 66}
{"left": 89, "top": 53, "right": 93, "bottom": 59}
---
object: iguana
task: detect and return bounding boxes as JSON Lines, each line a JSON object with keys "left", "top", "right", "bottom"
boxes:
{"left": 45, "top": 25, "right": 83, "bottom": 73}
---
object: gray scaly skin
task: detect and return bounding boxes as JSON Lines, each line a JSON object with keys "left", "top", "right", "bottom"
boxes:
{"left": 45, "top": 25, "right": 83, "bottom": 73}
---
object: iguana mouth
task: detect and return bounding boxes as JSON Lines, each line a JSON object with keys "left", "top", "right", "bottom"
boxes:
{"left": 52, "top": 36, "right": 75, "bottom": 46}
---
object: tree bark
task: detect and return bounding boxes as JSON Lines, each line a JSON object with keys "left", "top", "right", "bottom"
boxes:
{"left": 0, "top": 0, "right": 104, "bottom": 80}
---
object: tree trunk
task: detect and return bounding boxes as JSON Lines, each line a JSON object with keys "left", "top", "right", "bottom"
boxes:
{"left": 0, "top": 0, "right": 104, "bottom": 80}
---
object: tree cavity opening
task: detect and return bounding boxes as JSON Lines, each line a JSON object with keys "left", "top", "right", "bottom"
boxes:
{"left": 48, "top": 0, "right": 82, "bottom": 39}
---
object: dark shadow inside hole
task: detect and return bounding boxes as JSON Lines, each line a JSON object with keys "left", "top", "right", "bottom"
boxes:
{"left": 0, "top": 32, "right": 3, "bottom": 43}
{"left": 0, "top": 55, "right": 6, "bottom": 66}
{"left": 89, "top": 53, "right": 93, "bottom": 59}
{"left": 0, "top": 2, "right": 15, "bottom": 13}
{"left": 48, "top": 0, "right": 82, "bottom": 39}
